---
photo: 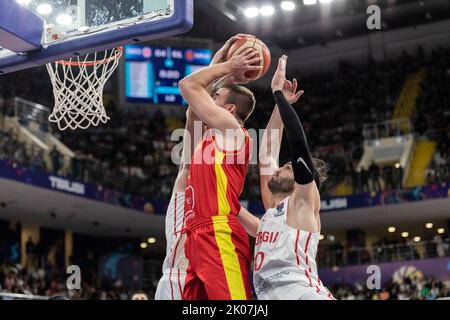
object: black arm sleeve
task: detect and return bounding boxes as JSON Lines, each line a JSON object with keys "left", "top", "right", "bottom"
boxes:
{"left": 273, "top": 90, "right": 315, "bottom": 185}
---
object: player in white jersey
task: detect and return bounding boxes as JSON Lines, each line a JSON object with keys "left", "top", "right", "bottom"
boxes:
{"left": 155, "top": 190, "right": 188, "bottom": 300}
{"left": 155, "top": 109, "right": 198, "bottom": 300}
{"left": 238, "top": 56, "right": 335, "bottom": 300}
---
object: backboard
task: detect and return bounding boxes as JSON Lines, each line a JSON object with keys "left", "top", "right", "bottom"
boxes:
{"left": 0, "top": 0, "right": 193, "bottom": 74}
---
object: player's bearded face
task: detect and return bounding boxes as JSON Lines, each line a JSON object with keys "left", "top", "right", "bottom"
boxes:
{"left": 268, "top": 164, "right": 295, "bottom": 195}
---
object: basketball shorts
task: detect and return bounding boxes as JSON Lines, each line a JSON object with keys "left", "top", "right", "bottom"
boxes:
{"left": 155, "top": 269, "right": 187, "bottom": 300}
{"left": 182, "top": 216, "right": 252, "bottom": 300}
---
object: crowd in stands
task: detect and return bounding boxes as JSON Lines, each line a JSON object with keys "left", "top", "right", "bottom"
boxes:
{"left": 0, "top": 261, "right": 152, "bottom": 300}
{"left": 4, "top": 258, "right": 450, "bottom": 300}
{"left": 0, "top": 223, "right": 151, "bottom": 300}
{"left": 333, "top": 276, "right": 450, "bottom": 300}
{"left": 417, "top": 49, "right": 450, "bottom": 185}
{"left": 0, "top": 46, "right": 449, "bottom": 206}
{"left": 318, "top": 234, "right": 450, "bottom": 268}
{"left": 0, "top": 129, "right": 47, "bottom": 172}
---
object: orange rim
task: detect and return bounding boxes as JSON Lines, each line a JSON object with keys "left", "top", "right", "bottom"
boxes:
{"left": 55, "top": 47, "right": 123, "bottom": 66}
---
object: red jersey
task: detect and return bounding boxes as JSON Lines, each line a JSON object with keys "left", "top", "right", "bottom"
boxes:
{"left": 184, "top": 129, "right": 251, "bottom": 228}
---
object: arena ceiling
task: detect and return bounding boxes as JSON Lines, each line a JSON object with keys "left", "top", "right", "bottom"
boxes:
{"left": 188, "top": 0, "right": 450, "bottom": 49}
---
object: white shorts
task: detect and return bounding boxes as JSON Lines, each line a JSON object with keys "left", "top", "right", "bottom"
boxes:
{"left": 298, "top": 287, "right": 336, "bottom": 300}
{"left": 256, "top": 283, "right": 336, "bottom": 300}
{"left": 155, "top": 270, "right": 186, "bottom": 300}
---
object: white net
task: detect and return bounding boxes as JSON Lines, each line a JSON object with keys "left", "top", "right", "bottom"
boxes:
{"left": 46, "top": 48, "right": 122, "bottom": 131}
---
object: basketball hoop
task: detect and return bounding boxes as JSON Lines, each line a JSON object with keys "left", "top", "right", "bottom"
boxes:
{"left": 46, "top": 47, "right": 123, "bottom": 130}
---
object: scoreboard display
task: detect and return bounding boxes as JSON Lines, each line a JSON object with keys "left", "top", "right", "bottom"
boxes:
{"left": 124, "top": 44, "right": 212, "bottom": 105}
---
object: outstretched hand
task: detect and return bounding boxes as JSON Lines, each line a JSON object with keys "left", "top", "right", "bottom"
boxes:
{"left": 272, "top": 55, "right": 304, "bottom": 105}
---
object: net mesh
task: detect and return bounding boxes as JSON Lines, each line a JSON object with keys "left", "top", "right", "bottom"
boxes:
{"left": 46, "top": 48, "right": 122, "bottom": 131}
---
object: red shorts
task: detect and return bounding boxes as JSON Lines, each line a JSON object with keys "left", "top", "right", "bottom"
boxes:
{"left": 182, "top": 215, "right": 251, "bottom": 300}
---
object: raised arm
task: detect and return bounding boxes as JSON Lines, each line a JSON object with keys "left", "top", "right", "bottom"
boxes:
{"left": 271, "top": 56, "right": 320, "bottom": 225}
{"left": 178, "top": 48, "right": 261, "bottom": 133}
{"left": 259, "top": 107, "right": 283, "bottom": 210}
{"left": 172, "top": 108, "right": 199, "bottom": 193}
{"left": 259, "top": 76, "right": 304, "bottom": 210}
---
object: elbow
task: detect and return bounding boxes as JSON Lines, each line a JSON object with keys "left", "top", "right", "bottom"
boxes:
{"left": 178, "top": 78, "right": 190, "bottom": 94}
{"left": 179, "top": 76, "right": 197, "bottom": 93}
{"left": 179, "top": 78, "right": 199, "bottom": 104}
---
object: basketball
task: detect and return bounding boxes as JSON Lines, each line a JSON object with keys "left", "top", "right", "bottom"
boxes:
{"left": 0, "top": 0, "right": 449, "bottom": 308}
{"left": 226, "top": 35, "right": 271, "bottom": 81}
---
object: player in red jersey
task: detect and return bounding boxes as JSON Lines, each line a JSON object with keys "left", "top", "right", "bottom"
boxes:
{"left": 178, "top": 34, "right": 261, "bottom": 300}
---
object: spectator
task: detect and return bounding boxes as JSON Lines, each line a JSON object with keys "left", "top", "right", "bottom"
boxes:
{"left": 25, "top": 237, "right": 35, "bottom": 268}
{"left": 50, "top": 146, "right": 62, "bottom": 175}
{"left": 361, "top": 167, "right": 370, "bottom": 193}
{"left": 369, "top": 161, "right": 382, "bottom": 192}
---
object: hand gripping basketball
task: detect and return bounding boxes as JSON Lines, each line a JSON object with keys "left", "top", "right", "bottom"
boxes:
{"left": 225, "top": 34, "right": 271, "bottom": 81}
{"left": 225, "top": 48, "right": 263, "bottom": 84}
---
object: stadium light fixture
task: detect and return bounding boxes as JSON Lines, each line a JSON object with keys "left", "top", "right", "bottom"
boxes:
{"left": 244, "top": 7, "right": 260, "bottom": 18}
{"left": 388, "top": 227, "right": 396, "bottom": 233}
{"left": 16, "top": 0, "right": 33, "bottom": 6}
{"left": 37, "top": 3, "right": 53, "bottom": 15}
{"left": 401, "top": 232, "right": 409, "bottom": 238}
{"left": 260, "top": 5, "right": 275, "bottom": 16}
{"left": 304, "top": 0, "right": 317, "bottom": 5}
{"left": 140, "top": 242, "right": 148, "bottom": 249}
{"left": 413, "top": 236, "right": 421, "bottom": 242}
{"left": 56, "top": 14, "right": 73, "bottom": 26}
{"left": 281, "top": 1, "right": 296, "bottom": 11}
{"left": 147, "top": 237, "right": 157, "bottom": 244}
{"left": 425, "top": 222, "right": 433, "bottom": 229}
{"left": 437, "top": 228, "right": 445, "bottom": 234}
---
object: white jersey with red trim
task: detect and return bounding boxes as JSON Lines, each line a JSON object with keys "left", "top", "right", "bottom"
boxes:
{"left": 155, "top": 192, "right": 188, "bottom": 300}
{"left": 253, "top": 197, "right": 335, "bottom": 300}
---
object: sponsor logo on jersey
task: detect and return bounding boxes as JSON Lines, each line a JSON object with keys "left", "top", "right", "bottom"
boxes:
{"left": 275, "top": 202, "right": 285, "bottom": 217}
{"left": 255, "top": 231, "right": 280, "bottom": 246}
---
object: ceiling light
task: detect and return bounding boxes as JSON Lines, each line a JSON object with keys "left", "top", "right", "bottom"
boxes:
{"left": 425, "top": 223, "right": 433, "bottom": 229}
{"left": 281, "top": 1, "right": 296, "bottom": 11}
{"left": 413, "top": 236, "right": 421, "bottom": 242}
{"left": 437, "top": 228, "right": 445, "bottom": 234}
{"left": 244, "top": 7, "right": 259, "bottom": 18}
{"left": 304, "top": 0, "right": 317, "bottom": 5}
{"left": 388, "top": 227, "right": 396, "bottom": 233}
{"left": 140, "top": 242, "right": 148, "bottom": 249}
{"left": 17, "top": 0, "right": 33, "bottom": 6}
{"left": 260, "top": 5, "right": 275, "bottom": 16}
{"left": 37, "top": 4, "right": 53, "bottom": 15}
{"left": 401, "top": 232, "right": 409, "bottom": 238}
{"left": 319, "top": 234, "right": 325, "bottom": 240}
{"left": 147, "top": 237, "right": 157, "bottom": 244}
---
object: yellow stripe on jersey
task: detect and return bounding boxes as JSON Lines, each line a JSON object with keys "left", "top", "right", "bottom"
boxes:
{"left": 212, "top": 216, "right": 247, "bottom": 300}
{"left": 215, "top": 151, "right": 231, "bottom": 216}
